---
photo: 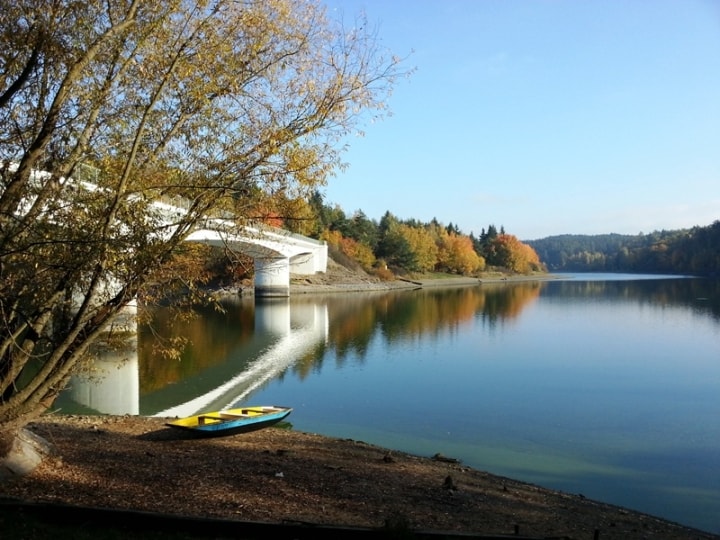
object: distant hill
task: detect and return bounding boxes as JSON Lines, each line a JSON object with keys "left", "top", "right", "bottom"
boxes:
{"left": 526, "top": 221, "right": 720, "bottom": 276}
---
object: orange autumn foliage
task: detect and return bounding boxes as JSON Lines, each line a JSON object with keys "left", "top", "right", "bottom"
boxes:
{"left": 436, "top": 230, "right": 485, "bottom": 275}
{"left": 491, "top": 234, "right": 542, "bottom": 274}
{"left": 320, "top": 229, "right": 376, "bottom": 270}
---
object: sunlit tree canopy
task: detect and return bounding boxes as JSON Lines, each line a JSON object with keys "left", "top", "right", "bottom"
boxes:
{"left": 0, "top": 0, "right": 405, "bottom": 442}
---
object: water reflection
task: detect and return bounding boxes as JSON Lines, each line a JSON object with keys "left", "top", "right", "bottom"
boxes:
{"left": 61, "top": 278, "right": 719, "bottom": 417}
{"left": 322, "top": 283, "right": 542, "bottom": 364}
{"left": 60, "top": 296, "right": 329, "bottom": 416}
{"left": 65, "top": 337, "right": 139, "bottom": 415}
{"left": 544, "top": 276, "right": 720, "bottom": 320}
{"left": 152, "top": 298, "right": 328, "bottom": 417}
{"left": 61, "top": 283, "right": 543, "bottom": 415}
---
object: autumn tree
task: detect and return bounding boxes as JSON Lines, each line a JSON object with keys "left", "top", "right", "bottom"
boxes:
{"left": 398, "top": 224, "right": 438, "bottom": 273}
{"left": 342, "top": 237, "right": 376, "bottom": 270}
{"left": 0, "top": 0, "right": 404, "bottom": 459}
{"left": 346, "top": 210, "right": 380, "bottom": 250}
{"left": 319, "top": 228, "right": 376, "bottom": 270}
{"left": 436, "top": 229, "right": 485, "bottom": 275}
{"left": 376, "top": 212, "right": 416, "bottom": 270}
{"left": 490, "top": 234, "right": 542, "bottom": 274}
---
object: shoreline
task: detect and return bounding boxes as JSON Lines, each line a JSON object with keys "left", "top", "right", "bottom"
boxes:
{"left": 286, "top": 271, "right": 559, "bottom": 295}
{"left": 3, "top": 414, "right": 717, "bottom": 539}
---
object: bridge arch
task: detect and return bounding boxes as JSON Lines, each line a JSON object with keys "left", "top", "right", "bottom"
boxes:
{"left": 11, "top": 166, "right": 326, "bottom": 298}
{"left": 185, "top": 226, "right": 327, "bottom": 297}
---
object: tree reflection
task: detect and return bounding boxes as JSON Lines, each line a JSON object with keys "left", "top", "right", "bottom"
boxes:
{"left": 137, "top": 299, "right": 255, "bottom": 393}
{"left": 320, "top": 283, "right": 542, "bottom": 367}
{"left": 541, "top": 278, "right": 720, "bottom": 320}
{"left": 133, "top": 278, "right": 719, "bottom": 399}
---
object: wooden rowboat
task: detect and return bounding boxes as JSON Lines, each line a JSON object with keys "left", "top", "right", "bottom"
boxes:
{"left": 165, "top": 405, "right": 292, "bottom": 437}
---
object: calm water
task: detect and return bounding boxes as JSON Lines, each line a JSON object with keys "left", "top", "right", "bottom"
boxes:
{"left": 58, "top": 274, "right": 720, "bottom": 533}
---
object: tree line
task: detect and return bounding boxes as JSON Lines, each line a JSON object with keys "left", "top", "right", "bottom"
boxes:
{"left": 264, "top": 190, "right": 545, "bottom": 277}
{"left": 527, "top": 221, "right": 720, "bottom": 276}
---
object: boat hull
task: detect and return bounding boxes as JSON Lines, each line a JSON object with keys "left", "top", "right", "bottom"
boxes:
{"left": 165, "top": 406, "right": 292, "bottom": 437}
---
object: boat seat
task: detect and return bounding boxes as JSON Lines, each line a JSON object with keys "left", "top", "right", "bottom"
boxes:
{"left": 218, "top": 412, "right": 252, "bottom": 419}
{"left": 197, "top": 415, "right": 222, "bottom": 425}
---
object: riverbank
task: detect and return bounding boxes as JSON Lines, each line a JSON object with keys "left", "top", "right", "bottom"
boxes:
{"left": 2, "top": 414, "right": 717, "bottom": 539}
{"left": 286, "top": 259, "right": 555, "bottom": 295}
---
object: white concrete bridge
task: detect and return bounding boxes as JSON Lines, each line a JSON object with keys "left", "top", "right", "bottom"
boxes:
{"left": 184, "top": 221, "right": 327, "bottom": 297}
{"left": 152, "top": 199, "right": 327, "bottom": 297}
{"left": 12, "top": 163, "right": 327, "bottom": 297}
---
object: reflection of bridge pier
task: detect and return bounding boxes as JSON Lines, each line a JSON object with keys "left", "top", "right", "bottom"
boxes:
{"left": 63, "top": 299, "right": 328, "bottom": 417}
{"left": 255, "top": 297, "right": 291, "bottom": 333}
{"left": 65, "top": 335, "right": 139, "bottom": 415}
{"left": 255, "top": 297, "right": 328, "bottom": 336}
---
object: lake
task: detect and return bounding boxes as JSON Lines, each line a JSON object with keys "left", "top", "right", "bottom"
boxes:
{"left": 57, "top": 274, "right": 720, "bottom": 534}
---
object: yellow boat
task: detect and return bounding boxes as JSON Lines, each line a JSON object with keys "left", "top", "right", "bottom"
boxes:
{"left": 165, "top": 405, "right": 292, "bottom": 437}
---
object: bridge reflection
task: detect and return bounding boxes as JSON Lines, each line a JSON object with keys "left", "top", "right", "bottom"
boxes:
{"left": 63, "top": 298, "right": 328, "bottom": 417}
{"left": 65, "top": 336, "right": 140, "bottom": 415}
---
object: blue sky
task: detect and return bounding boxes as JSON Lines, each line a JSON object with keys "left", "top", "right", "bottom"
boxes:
{"left": 321, "top": 0, "right": 720, "bottom": 240}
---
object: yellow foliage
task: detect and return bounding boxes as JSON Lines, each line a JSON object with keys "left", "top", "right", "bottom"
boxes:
{"left": 492, "top": 234, "right": 542, "bottom": 274}
{"left": 320, "top": 229, "right": 343, "bottom": 248}
{"left": 398, "top": 224, "right": 438, "bottom": 272}
{"left": 320, "top": 229, "right": 375, "bottom": 270}
{"left": 340, "top": 237, "right": 376, "bottom": 270}
{"left": 436, "top": 230, "right": 483, "bottom": 275}
{"left": 373, "top": 266, "right": 395, "bottom": 281}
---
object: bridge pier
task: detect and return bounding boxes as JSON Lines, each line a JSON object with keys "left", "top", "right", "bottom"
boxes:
{"left": 184, "top": 226, "right": 326, "bottom": 298}
{"left": 254, "top": 257, "right": 290, "bottom": 297}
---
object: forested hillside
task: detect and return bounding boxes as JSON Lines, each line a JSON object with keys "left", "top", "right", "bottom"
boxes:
{"left": 527, "top": 221, "right": 720, "bottom": 275}
{"left": 254, "top": 191, "right": 545, "bottom": 276}
{"left": 301, "top": 193, "right": 544, "bottom": 277}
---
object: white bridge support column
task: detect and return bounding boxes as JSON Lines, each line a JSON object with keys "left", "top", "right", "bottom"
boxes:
{"left": 254, "top": 256, "right": 290, "bottom": 297}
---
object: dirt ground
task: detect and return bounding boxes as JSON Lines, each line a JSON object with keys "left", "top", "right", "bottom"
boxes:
{"left": 2, "top": 415, "right": 717, "bottom": 540}
{"left": 288, "top": 257, "right": 551, "bottom": 294}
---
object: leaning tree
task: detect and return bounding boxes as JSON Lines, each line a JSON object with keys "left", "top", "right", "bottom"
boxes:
{"left": 0, "top": 0, "right": 404, "bottom": 458}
